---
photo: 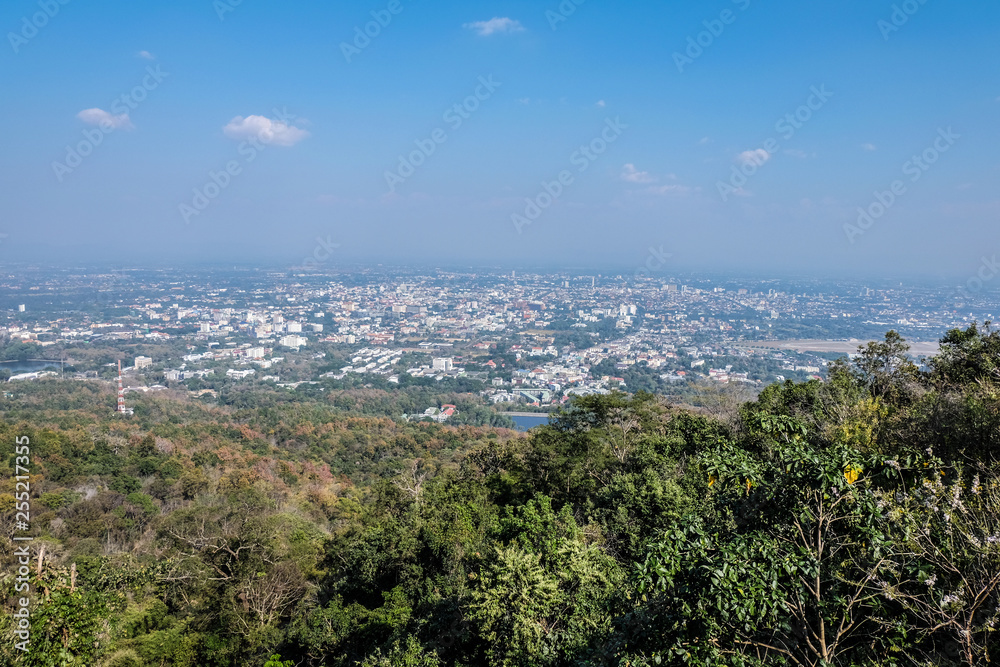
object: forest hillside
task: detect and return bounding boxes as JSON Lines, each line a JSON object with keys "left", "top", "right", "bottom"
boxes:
{"left": 2, "top": 326, "right": 1000, "bottom": 666}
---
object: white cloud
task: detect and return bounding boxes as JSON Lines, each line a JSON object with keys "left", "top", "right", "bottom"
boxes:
{"left": 77, "top": 108, "right": 133, "bottom": 130}
{"left": 699, "top": 137, "right": 711, "bottom": 145}
{"left": 621, "top": 164, "right": 656, "bottom": 183}
{"left": 223, "top": 115, "right": 309, "bottom": 147}
{"left": 784, "top": 149, "right": 808, "bottom": 159}
{"left": 596, "top": 100, "right": 606, "bottom": 108}
{"left": 737, "top": 149, "right": 771, "bottom": 166}
{"left": 137, "top": 50, "right": 155, "bottom": 60}
{"left": 862, "top": 143, "right": 877, "bottom": 151}
{"left": 464, "top": 17, "right": 524, "bottom": 36}
{"left": 646, "top": 184, "right": 692, "bottom": 195}
{"left": 517, "top": 98, "right": 531, "bottom": 105}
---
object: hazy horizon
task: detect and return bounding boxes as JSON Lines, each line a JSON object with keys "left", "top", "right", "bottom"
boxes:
{"left": 2, "top": 0, "right": 998, "bottom": 280}
{"left": 0, "top": 258, "right": 996, "bottom": 292}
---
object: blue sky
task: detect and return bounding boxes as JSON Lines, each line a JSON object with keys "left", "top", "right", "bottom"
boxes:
{"left": 0, "top": 0, "right": 997, "bottom": 277}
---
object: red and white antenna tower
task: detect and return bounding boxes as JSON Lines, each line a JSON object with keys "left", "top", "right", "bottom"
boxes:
{"left": 117, "top": 360, "right": 126, "bottom": 414}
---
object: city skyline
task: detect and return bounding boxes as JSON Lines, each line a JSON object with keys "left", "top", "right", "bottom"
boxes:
{"left": 3, "top": 265, "right": 982, "bottom": 395}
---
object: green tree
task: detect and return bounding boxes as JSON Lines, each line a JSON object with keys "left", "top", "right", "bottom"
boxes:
{"left": 873, "top": 465, "right": 1000, "bottom": 666}
{"left": 470, "top": 496, "right": 622, "bottom": 667}
{"left": 359, "top": 636, "right": 442, "bottom": 666}
{"left": 852, "top": 330, "right": 918, "bottom": 402}
{"left": 628, "top": 423, "right": 906, "bottom": 666}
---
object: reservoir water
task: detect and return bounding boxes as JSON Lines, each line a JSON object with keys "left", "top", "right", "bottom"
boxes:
{"left": 510, "top": 414, "right": 550, "bottom": 431}
{"left": 0, "top": 360, "right": 63, "bottom": 373}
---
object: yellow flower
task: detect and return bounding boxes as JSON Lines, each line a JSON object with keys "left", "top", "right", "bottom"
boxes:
{"left": 745, "top": 478, "right": 753, "bottom": 493}
{"left": 844, "top": 465, "right": 861, "bottom": 485}
{"left": 708, "top": 475, "right": 717, "bottom": 488}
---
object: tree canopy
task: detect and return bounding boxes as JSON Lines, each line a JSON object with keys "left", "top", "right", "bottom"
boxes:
{"left": 2, "top": 327, "right": 1000, "bottom": 665}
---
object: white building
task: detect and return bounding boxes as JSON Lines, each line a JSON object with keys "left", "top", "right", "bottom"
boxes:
{"left": 9, "top": 371, "right": 58, "bottom": 382}
{"left": 279, "top": 335, "right": 308, "bottom": 348}
{"left": 433, "top": 357, "right": 453, "bottom": 371}
{"left": 134, "top": 356, "right": 153, "bottom": 370}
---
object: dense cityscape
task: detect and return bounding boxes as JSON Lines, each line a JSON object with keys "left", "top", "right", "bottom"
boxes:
{"left": 1, "top": 265, "right": 992, "bottom": 419}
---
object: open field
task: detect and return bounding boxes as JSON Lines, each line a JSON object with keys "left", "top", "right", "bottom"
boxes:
{"left": 741, "top": 339, "right": 941, "bottom": 356}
